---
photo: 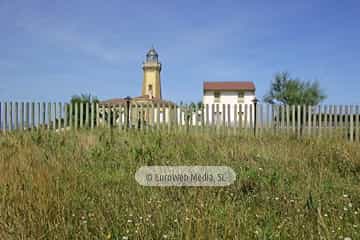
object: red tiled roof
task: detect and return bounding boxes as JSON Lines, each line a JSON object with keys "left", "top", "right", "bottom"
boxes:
{"left": 203, "top": 81, "right": 255, "bottom": 91}
{"left": 100, "top": 95, "right": 176, "bottom": 106}
{"left": 100, "top": 98, "right": 127, "bottom": 105}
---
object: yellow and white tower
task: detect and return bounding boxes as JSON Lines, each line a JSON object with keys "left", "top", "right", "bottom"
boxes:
{"left": 142, "top": 47, "right": 162, "bottom": 99}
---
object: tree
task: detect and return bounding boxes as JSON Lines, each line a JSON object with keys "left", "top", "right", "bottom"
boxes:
{"left": 69, "top": 94, "right": 99, "bottom": 127}
{"left": 70, "top": 93, "right": 99, "bottom": 105}
{"left": 264, "top": 72, "right": 326, "bottom": 106}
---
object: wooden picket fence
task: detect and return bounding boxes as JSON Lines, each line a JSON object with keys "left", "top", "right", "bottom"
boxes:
{"left": 0, "top": 101, "right": 359, "bottom": 141}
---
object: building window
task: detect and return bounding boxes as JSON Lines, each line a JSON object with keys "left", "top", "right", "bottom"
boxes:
{"left": 148, "top": 84, "right": 153, "bottom": 98}
{"left": 214, "top": 92, "right": 220, "bottom": 103}
{"left": 238, "top": 92, "right": 244, "bottom": 103}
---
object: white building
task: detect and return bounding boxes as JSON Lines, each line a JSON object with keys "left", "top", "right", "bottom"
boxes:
{"left": 203, "top": 81, "right": 256, "bottom": 124}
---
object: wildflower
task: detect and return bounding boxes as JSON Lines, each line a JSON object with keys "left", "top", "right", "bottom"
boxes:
{"left": 344, "top": 207, "right": 348, "bottom": 211}
{"left": 122, "top": 236, "right": 128, "bottom": 240}
{"left": 127, "top": 219, "right": 133, "bottom": 223}
{"left": 275, "top": 197, "right": 279, "bottom": 201}
{"left": 324, "top": 213, "right": 328, "bottom": 217}
{"left": 163, "top": 235, "right": 168, "bottom": 239}
{"left": 353, "top": 224, "right": 358, "bottom": 228}
{"left": 355, "top": 211, "right": 358, "bottom": 215}
{"left": 348, "top": 203, "right": 352, "bottom": 208}
{"left": 343, "top": 194, "right": 348, "bottom": 198}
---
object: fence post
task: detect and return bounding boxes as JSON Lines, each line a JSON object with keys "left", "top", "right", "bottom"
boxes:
{"left": 258, "top": 103, "right": 263, "bottom": 136}
{"left": 211, "top": 104, "right": 215, "bottom": 129}
{"left": 118, "top": 104, "right": 123, "bottom": 131}
{"left": 249, "top": 104, "right": 253, "bottom": 135}
{"left": 96, "top": 103, "right": 99, "bottom": 128}
{"left": 36, "top": 103, "right": 40, "bottom": 130}
{"left": 233, "top": 104, "right": 237, "bottom": 134}
{"left": 24, "top": 102, "right": 29, "bottom": 130}
{"left": 323, "top": 105, "right": 328, "bottom": 136}
{"left": 291, "top": 105, "right": 295, "bottom": 134}
{"left": 329, "top": 104, "right": 333, "bottom": 136}
{"left": 227, "top": 104, "right": 231, "bottom": 129}
{"left": 244, "top": 104, "right": 248, "bottom": 133}
{"left": 215, "top": 104, "right": 219, "bottom": 132}
{"left": 74, "top": 102, "right": 78, "bottom": 129}
{"left": 0, "top": 102, "right": 2, "bottom": 131}
{"left": 53, "top": 102, "right": 56, "bottom": 130}
{"left": 15, "top": 102, "right": 18, "bottom": 130}
{"left": 151, "top": 103, "right": 155, "bottom": 130}
{"left": 308, "top": 105, "right": 312, "bottom": 136}
{"left": 9, "top": 102, "right": 13, "bottom": 131}
{"left": 69, "top": 102, "right": 73, "bottom": 129}
{"left": 42, "top": 102, "right": 46, "bottom": 129}
{"left": 64, "top": 103, "right": 68, "bottom": 129}
{"left": 84, "top": 102, "right": 88, "bottom": 128}
{"left": 345, "top": 105, "right": 349, "bottom": 140}
{"left": 4, "top": 102, "right": 8, "bottom": 131}
{"left": 349, "top": 105, "right": 354, "bottom": 142}
{"left": 253, "top": 99, "right": 258, "bottom": 136}
{"left": 297, "top": 105, "right": 301, "bottom": 137}
{"left": 286, "top": 104, "right": 290, "bottom": 134}
{"left": 318, "top": 105, "right": 322, "bottom": 137}
{"left": 79, "top": 102, "right": 83, "bottom": 129}
{"left": 355, "top": 105, "right": 359, "bottom": 142}
{"left": 108, "top": 104, "right": 112, "bottom": 128}
{"left": 143, "top": 103, "right": 150, "bottom": 131}
{"left": 271, "top": 104, "right": 275, "bottom": 134}
{"left": 280, "top": 105, "right": 285, "bottom": 132}
{"left": 90, "top": 102, "right": 94, "bottom": 129}
{"left": 125, "top": 97, "right": 131, "bottom": 130}
{"left": 58, "top": 102, "right": 62, "bottom": 129}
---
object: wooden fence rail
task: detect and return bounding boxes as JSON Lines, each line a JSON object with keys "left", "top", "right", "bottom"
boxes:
{"left": 0, "top": 101, "right": 359, "bottom": 141}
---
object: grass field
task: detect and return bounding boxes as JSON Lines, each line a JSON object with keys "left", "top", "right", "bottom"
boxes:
{"left": 0, "top": 129, "right": 359, "bottom": 239}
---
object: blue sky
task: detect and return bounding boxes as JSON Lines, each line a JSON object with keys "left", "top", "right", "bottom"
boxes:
{"left": 0, "top": 0, "right": 359, "bottom": 104}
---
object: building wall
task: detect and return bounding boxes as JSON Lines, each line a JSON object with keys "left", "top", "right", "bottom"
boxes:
{"left": 203, "top": 90, "right": 256, "bottom": 124}
{"left": 203, "top": 90, "right": 255, "bottom": 105}
{"left": 142, "top": 63, "right": 162, "bottom": 99}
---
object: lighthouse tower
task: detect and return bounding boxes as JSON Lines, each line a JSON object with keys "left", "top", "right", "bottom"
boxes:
{"left": 142, "top": 47, "right": 162, "bottom": 99}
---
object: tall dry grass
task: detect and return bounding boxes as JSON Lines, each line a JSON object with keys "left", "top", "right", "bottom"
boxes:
{"left": 0, "top": 129, "right": 359, "bottom": 239}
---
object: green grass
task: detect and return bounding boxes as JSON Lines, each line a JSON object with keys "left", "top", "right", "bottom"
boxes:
{"left": 0, "top": 129, "right": 359, "bottom": 239}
